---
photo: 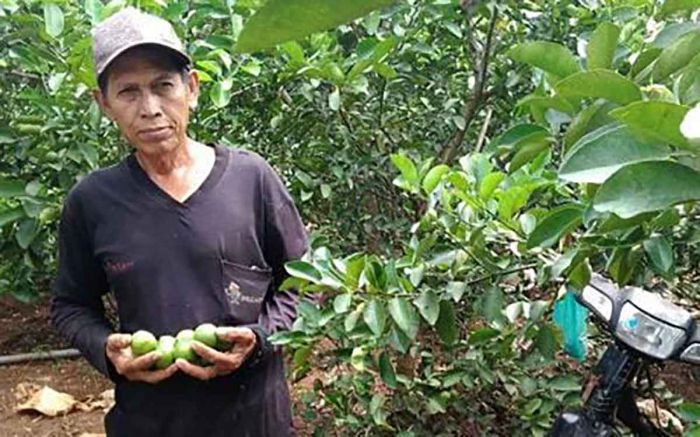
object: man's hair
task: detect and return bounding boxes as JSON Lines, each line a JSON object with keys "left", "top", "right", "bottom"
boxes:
{"left": 97, "top": 44, "right": 191, "bottom": 96}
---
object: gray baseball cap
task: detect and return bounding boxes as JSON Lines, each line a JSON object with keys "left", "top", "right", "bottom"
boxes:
{"left": 92, "top": 7, "right": 191, "bottom": 78}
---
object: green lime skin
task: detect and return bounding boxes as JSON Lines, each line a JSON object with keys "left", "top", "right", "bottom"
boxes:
{"left": 131, "top": 330, "right": 158, "bottom": 357}
{"left": 194, "top": 323, "right": 218, "bottom": 348}
{"left": 173, "top": 338, "right": 197, "bottom": 362}
{"left": 154, "top": 335, "right": 176, "bottom": 369}
{"left": 176, "top": 329, "right": 194, "bottom": 341}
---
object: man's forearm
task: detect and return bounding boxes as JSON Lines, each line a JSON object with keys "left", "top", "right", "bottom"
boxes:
{"left": 51, "top": 295, "right": 117, "bottom": 380}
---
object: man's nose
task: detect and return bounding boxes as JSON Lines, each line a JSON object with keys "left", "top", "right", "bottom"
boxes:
{"left": 139, "top": 91, "right": 162, "bottom": 118}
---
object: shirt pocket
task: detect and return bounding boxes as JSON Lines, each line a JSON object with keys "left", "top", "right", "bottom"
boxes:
{"left": 220, "top": 259, "right": 272, "bottom": 324}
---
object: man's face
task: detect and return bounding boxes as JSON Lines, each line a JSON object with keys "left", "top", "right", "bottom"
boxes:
{"left": 94, "top": 47, "right": 199, "bottom": 156}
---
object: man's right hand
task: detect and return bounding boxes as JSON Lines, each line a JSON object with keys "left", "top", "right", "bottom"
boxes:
{"left": 106, "top": 333, "right": 178, "bottom": 384}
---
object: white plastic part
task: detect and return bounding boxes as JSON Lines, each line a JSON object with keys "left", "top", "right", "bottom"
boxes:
{"left": 680, "top": 343, "right": 700, "bottom": 365}
{"left": 581, "top": 284, "right": 614, "bottom": 322}
{"left": 616, "top": 303, "right": 687, "bottom": 360}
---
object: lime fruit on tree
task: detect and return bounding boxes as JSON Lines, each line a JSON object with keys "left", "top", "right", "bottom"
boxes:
{"left": 194, "top": 323, "right": 218, "bottom": 348}
{"left": 131, "top": 330, "right": 158, "bottom": 357}
{"left": 154, "top": 335, "right": 176, "bottom": 369}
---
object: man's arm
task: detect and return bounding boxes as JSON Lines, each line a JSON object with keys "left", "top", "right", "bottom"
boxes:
{"left": 50, "top": 192, "right": 118, "bottom": 380}
{"left": 246, "top": 161, "right": 310, "bottom": 363}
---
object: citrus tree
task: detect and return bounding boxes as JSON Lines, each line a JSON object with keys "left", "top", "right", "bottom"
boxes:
{"left": 1, "top": 0, "right": 700, "bottom": 435}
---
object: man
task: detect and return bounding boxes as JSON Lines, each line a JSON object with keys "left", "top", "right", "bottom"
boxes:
{"left": 50, "top": 7, "right": 308, "bottom": 437}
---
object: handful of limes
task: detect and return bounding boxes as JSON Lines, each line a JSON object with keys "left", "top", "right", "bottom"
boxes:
{"left": 130, "top": 323, "right": 232, "bottom": 369}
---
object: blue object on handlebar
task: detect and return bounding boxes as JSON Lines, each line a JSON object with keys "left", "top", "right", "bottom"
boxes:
{"left": 553, "top": 289, "right": 589, "bottom": 362}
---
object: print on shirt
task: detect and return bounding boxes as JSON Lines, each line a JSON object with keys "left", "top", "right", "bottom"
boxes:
{"left": 104, "top": 259, "right": 134, "bottom": 276}
{"left": 226, "top": 279, "right": 264, "bottom": 306}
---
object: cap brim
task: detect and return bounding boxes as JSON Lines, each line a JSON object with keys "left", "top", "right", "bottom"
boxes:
{"left": 96, "top": 42, "right": 191, "bottom": 78}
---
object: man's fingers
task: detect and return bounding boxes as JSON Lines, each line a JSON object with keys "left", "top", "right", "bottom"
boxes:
{"left": 216, "top": 327, "right": 255, "bottom": 344}
{"left": 191, "top": 341, "right": 227, "bottom": 364}
{"left": 106, "top": 333, "right": 132, "bottom": 351}
{"left": 122, "top": 351, "right": 161, "bottom": 373}
{"left": 130, "top": 364, "right": 178, "bottom": 384}
{"left": 175, "top": 358, "right": 218, "bottom": 380}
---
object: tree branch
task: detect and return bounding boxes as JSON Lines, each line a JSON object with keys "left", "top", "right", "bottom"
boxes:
{"left": 440, "top": 6, "right": 498, "bottom": 164}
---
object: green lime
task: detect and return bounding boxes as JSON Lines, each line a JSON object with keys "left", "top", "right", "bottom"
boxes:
{"left": 131, "top": 330, "right": 158, "bottom": 357}
{"left": 173, "top": 338, "right": 197, "bottom": 362}
{"left": 194, "top": 323, "right": 218, "bottom": 348}
{"left": 176, "top": 329, "right": 194, "bottom": 341}
{"left": 154, "top": 335, "right": 176, "bottom": 369}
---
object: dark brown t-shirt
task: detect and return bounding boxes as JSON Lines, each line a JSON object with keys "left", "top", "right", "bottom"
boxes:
{"left": 51, "top": 144, "right": 308, "bottom": 436}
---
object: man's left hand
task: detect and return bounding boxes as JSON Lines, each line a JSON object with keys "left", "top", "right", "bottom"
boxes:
{"left": 175, "top": 327, "right": 257, "bottom": 380}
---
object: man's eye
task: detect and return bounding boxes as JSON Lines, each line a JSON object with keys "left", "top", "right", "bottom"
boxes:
{"left": 158, "top": 82, "right": 173, "bottom": 88}
{"left": 118, "top": 88, "right": 138, "bottom": 96}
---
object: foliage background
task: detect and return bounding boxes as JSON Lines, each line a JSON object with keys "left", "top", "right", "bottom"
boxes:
{"left": 1, "top": 0, "right": 700, "bottom": 435}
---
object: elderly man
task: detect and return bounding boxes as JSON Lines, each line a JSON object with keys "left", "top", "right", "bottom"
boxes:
{"left": 50, "top": 7, "right": 307, "bottom": 437}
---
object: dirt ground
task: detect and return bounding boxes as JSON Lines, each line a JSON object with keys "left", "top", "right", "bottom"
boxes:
{"left": 0, "top": 295, "right": 698, "bottom": 436}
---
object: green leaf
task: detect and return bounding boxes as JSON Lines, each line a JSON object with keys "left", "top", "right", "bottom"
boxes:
{"left": 388, "top": 324, "right": 411, "bottom": 353}
{"left": 413, "top": 290, "right": 440, "bottom": 326}
{"left": 422, "top": 164, "right": 450, "bottom": 194}
{"left": 611, "top": 101, "right": 692, "bottom": 149}
{"left": 479, "top": 172, "right": 505, "bottom": 200}
{"left": 293, "top": 346, "right": 312, "bottom": 368}
{"left": 659, "top": 0, "right": 700, "bottom": 18}
{"left": 549, "top": 376, "right": 581, "bottom": 392}
{"left": 508, "top": 41, "right": 580, "bottom": 78}
{"left": 488, "top": 124, "right": 549, "bottom": 153}
{"left": 16, "top": 218, "right": 38, "bottom": 249}
{"left": 509, "top": 135, "right": 552, "bottom": 173}
{"left": 351, "top": 346, "right": 366, "bottom": 371}
{"left": 536, "top": 323, "right": 559, "bottom": 361}
{"left": 210, "top": 81, "right": 232, "bottom": 108}
{"left": 497, "top": 186, "right": 531, "bottom": 221}
{"left": 469, "top": 327, "right": 500, "bottom": 344}
{"left": 333, "top": 293, "right": 352, "bottom": 314}
{"left": 435, "top": 300, "right": 457, "bottom": 346}
{"left": 563, "top": 100, "right": 616, "bottom": 151}
{"left": 644, "top": 235, "right": 675, "bottom": 273}
{"left": 587, "top": 22, "right": 620, "bottom": 70}
{"left": 594, "top": 161, "right": 700, "bottom": 218}
{"left": 0, "top": 208, "right": 25, "bottom": 228}
{"left": 678, "top": 402, "right": 700, "bottom": 422}
{"left": 285, "top": 260, "right": 322, "bottom": 283}
{"left": 363, "top": 299, "right": 387, "bottom": 336}
{"left": 388, "top": 297, "right": 419, "bottom": 340}
{"left": 44, "top": 4, "right": 64, "bottom": 38}
{"left": 482, "top": 287, "right": 504, "bottom": 324}
{"left": 236, "top": 0, "right": 394, "bottom": 53}
{"left": 560, "top": 124, "right": 672, "bottom": 184}
{"left": 0, "top": 178, "right": 26, "bottom": 197}
{"left": 631, "top": 48, "right": 663, "bottom": 78}
{"left": 378, "top": 352, "right": 398, "bottom": 389}
{"left": 390, "top": 153, "right": 419, "bottom": 185}
{"left": 652, "top": 23, "right": 700, "bottom": 49}
{"left": 526, "top": 204, "right": 584, "bottom": 249}
{"left": 84, "top": 0, "right": 103, "bottom": 25}
{"left": 653, "top": 30, "right": 700, "bottom": 81}
{"left": 523, "top": 398, "right": 543, "bottom": 416}
{"left": 447, "top": 281, "right": 467, "bottom": 302}
{"left": 555, "top": 70, "right": 642, "bottom": 105}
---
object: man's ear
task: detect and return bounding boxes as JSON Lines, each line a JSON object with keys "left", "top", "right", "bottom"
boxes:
{"left": 92, "top": 89, "right": 115, "bottom": 121}
{"left": 186, "top": 69, "right": 200, "bottom": 110}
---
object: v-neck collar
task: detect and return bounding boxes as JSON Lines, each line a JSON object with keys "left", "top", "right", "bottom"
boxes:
{"left": 126, "top": 143, "right": 228, "bottom": 209}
